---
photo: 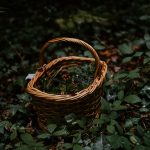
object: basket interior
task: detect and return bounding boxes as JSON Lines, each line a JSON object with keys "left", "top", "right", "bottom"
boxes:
{"left": 35, "top": 59, "right": 96, "bottom": 95}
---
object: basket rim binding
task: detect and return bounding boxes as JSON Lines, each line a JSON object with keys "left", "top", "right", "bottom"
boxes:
{"left": 26, "top": 37, "right": 107, "bottom": 102}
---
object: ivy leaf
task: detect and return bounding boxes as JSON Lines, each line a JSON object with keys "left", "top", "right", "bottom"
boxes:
{"left": 73, "top": 133, "right": 82, "bottom": 143}
{"left": 107, "top": 125, "right": 115, "bottom": 134}
{"left": 107, "top": 135, "right": 131, "bottom": 149}
{"left": 120, "top": 136, "right": 131, "bottom": 150}
{"left": 106, "top": 135, "right": 122, "bottom": 149}
{"left": 65, "top": 113, "right": 76, "bottom": 123}
{"left": 55, "top": 51, "right": 66, "bottom": 57}
{"left": 76, "top": 118, "right": 86, "bottom": 129}
{"left": 94, "top": 44, "right": 105, "bottom": 51}
{"left": 37, "top": 133, "right": 50, "bottom": 139}
{"left": 133, "top": 52, "right": 143, "bottom": 57}
{"left": 122, "top": 57, "right": 132, "bottom": 63}
{"left": 130, "top": 135, "right": 138, "bottom": 144}
{"left": 101, "top": 98, "right": 111, "bottom": 113}
{"left": 127, "top": 69, "right": 140, "bottom": 79}
{"left": 73, "top": 144, "right": 83, "bottom": 150}
{"left": 115, "top": 122, "right": 123, "bottom": 135}
{"left": 118, "top": 90, "right": 124, "bottom": 100}
{"left": 84, "top": 51, "right": 93, "bottom": 57}
{"left": 112, "top": 100, "right": 126, "bottom": 110}
{"left": 47, "top": 124, "right": 57, "bottom": 134}
{"left": 20, "top": 133, "right": 36, "bottom": 146}
{"left": 144, "top": 58, "right": 150, "bottom": 64}
{"left": 124, "top": 118, "right": 140, "bottom": 128}
{"left": 93, "top": 40, "right": 105, "bottom": 51}
{"left": 118, "top": 43, "right": 133, "bottom": 54}
{"left": 10, "top": 129, "right": 17, "bottom": 140}
{"left": 124, "top": 95, "right": 141, "bottom": 103}
{"left": 114, "top": 73, "right": 128, "bottom": 79}
{"left": 53, "top": 127, "right": 68, "bottom": 136}
{"left": 63, "top": 143, "right": 73, "bottom": 149}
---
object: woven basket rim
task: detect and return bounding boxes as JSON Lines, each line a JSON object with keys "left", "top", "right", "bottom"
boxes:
{"left": 26, "top": 56, "right": 107, "bottom": 102}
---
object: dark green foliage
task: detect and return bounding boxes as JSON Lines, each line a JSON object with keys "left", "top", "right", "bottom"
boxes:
{"left": 0, "top": 0, "right": 150, "bottom": 149}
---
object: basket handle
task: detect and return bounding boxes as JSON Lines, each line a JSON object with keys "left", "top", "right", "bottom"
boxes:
{"left": 39, "top": 37, "right": 101, "bottom": 77}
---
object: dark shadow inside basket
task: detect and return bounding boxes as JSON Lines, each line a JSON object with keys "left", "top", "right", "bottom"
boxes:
{"left": 35, "top": 58, "right": 96, "bottom": 95}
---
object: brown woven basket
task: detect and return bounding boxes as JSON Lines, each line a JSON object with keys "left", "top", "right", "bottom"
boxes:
{"left": 26, "top": 37, "right": 107, "bottom": 130}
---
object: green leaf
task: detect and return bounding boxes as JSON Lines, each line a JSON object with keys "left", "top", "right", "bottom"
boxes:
{"left": 76, "top": 118, "right": 86, "bottom": 128}
{"left": 120, "top": 136, "right": 131, "bottom": 150}
{"left": 109, "top": 111, "right": 118, "bottom": 120}
{"left": 128, "top": 69, "right": 140, "bottom": 79}
{"left": 20, "top": 133, "right": 36, "bottom": 145}
{"left": 65, "top": 113, "right": 76, "bottom": 123}
{"left": 37, "top": 133, "right": 50, "bottom": 139}
{"left": 16, "top": 93, "right": 31, "bottom": 102}
{"left": 124, "top": 95, "right": 141, "bottom": 103}
{"left": 118, "top": 90, "right": 124, "bottom": 100}
{"left": 84, "top": 51, "right": 93, "bottom": 57}
{"left": 118, "top": 43, "right": 133, "bottom": 54}
{"left": 73, "top": 133, "right": 81, "bottom": 143}
{"left": 47, "top": 124, "right": 57, "bottom": 134}
{"left": 122, "top": 57, "right": 132, "bottom": 63}
{"left": 115, "top": 123, "right": 123, "bottom": 135}
{"left": 130, "top": 135, "right": 138, "bottom": 144}
{"left": 0, "top": 121, "right": 12, "bottom": 134}
{"left": 55, "top": 51, "right": 66, "bottom": 57}
{"left": 144, "top": 58, "right": 150, "bottom": 64}
{"left": 106, "top": 135, "right": 122, "bottom": 149}
{"left": 112, "top": 100, "right": 126, "bottom": 110}
{"left": 94, "top": 44, "right": 105, "bottom": 51}
{"left": 107, "top": 125, "right": 115, "bottom": 134}
{"left": 53, "top": 128, "right": 68, "bottom": 136}
{"left": 63, "top": 143, "right": 73, "bottom": 149}
{"left": 101, "top": 98, "right": 111, "bottom": 113}
{"left": 10, "top": 129, "right": 17, "bottom": 140}
{"left": 99, "top": 114, "right": 110, "bottom": 124}
{"left": 115, "top": 73, "right": 128, "bottom": 79}
{"left": 73, "top": 144, "right": 83, "bottom": 150}
{"left": 124, "top": 119, "right": 133, "bottom": 128}
{"left": 133, "top": 52, "right": 143, "bottom": 57}
{"left": 10, "top": 104, "right": 25, "bottom": 116}
{"left": 92, "top": 40, "right": 105, "bottom": 51}
{"left": 124, "top": 118, "right": 140, "bottom": 128}
{"left": 146, "top": 51, "right": 150, "bottom": 57}
{"left": 107, "top": 135, "right": 131, "bottom": 149}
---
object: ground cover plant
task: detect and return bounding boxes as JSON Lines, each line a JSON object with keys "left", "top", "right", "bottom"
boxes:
{"left": 0, "top": 0, "right": 150, "bottom": 149}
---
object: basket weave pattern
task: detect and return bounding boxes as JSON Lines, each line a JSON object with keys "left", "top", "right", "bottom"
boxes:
{"left": 26, "top": 37, "right": 107, "bottom": 129}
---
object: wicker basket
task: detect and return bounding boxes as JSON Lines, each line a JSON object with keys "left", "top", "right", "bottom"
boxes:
{"left": 26, "top": 37, "right": 107, "bottom": 130}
